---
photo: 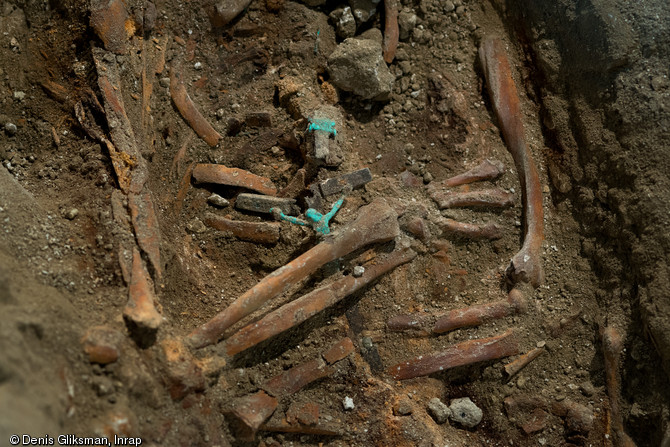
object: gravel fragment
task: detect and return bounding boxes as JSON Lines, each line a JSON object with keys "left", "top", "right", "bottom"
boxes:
{"left": 449, "top": 397, "right": 482, "bottom": 428}
{"left": 343, "top": 396, "right": 355, "bottom": 410}
{"left": 353, "top": 266, "right": 365, "bottom": 277}
{"left": 207, "top": 194, "right": 230, "bottom": 208}
{"left": 427, "top": 397, "right": 451, "bottom": 424}
{"left": 4, "top": 122, "right": 17, "bottom": 136}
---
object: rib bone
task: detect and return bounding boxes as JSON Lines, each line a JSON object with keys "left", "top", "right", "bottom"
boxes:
{"left": 479, "top": 37, "right": 545, "bottom": 287}
{"left": 438, "top": 159, "right": 505, "bottom": 188}
{"left": 186, "top": 199, "right": 400, "bottom": 348}
{"left": 430, "top": 187, "right": 514, "bottom": 210}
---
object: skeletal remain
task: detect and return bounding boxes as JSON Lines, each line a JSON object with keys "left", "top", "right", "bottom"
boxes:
{"left": 224, "top": 248, "right": 416, "bottom": 356}
{"left": 503, "top": 346, "right": 545, "bottom": 379}
{"left": 203, "top": 213, "right": 280, "bottom": 245}
{"left": 430, "top": 187, "right": 514, "bottom": 209}
{"left": 186, "top": 199, "right": 400, "bottom": 349}
{"left": 389, "top": 329, "right": 519, "bottom": 380}
{"left": 170, "top": 69, "right": 222, "bottom": 147}
{"left": 479, "top": 37, "right": 545, "bottom": 287}
{"left": 192, "top": 163, "right": 277, "bottom": 196}
{"left": 601, "top": 326, "right": 637, "bottom": 447}
{"left": 382, "top": 0, "right": 399, "bottom": 63}
{"left": 437, "top": 159, "right": 505, "bottom": 188}
{"left": 387, "top": 289, "right": 526, "bottom": 334}
{"left": 260, "top": 419, "right": 341, "bottom": 436}
{"left": 437, "top": 217, "right": 502, "bottom": 240}
{"left": 124, "top": 248, "right": 162, "bottom": 333}
{"left": 224, "top": 391, "right": 278, "bottom": 441}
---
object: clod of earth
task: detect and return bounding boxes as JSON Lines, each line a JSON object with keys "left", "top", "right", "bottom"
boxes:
{"left": 479, "top": 36, "right": 545, "bottom": 287}
{"left": 186, "top": 198, "right": 400, "bottom": 348}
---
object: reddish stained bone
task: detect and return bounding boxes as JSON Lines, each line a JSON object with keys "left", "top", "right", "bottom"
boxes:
{"left": 601, "top": 326, "right": 637, "bottom": 447}
{"left": 81, "top": 326, "right": 124, "bottom": 364}
{"left": 388, "top": 288, "right": 526, "bottom": 334}
{"left": 503, "top": 346, "right": 545, "bottom": 379}
{"left": 322, "top": 337, "right": 355, "bottom": 364}
{"left": 186, "top": 198, "right": 400, "bottom": 349}
{"left": 170, "top": 69, "right": 222, "bottom": 147}
{"left": 438, "top": 159, "right": 505, "bottom": 188}
{"left": 192, "top": 163, "right": 277, "bottom": 196}
{"left": 224, "top": 391, "right": 278, "bottom": 441}
{"left": 90, "top": 0, "right": 132, "bottom": 55}
{"left": 124, "top": 248, "right": 162, "bottom": 331}
{"left": 203, "top": 213, "right": 280, "bottom": 245}
{"left": 382, "top": 0, "right": 399, "bottom": 63}
{"left": 263, "top": 359, "right": 333, "bottom": 397}
{"left": 430, "top": 187, "right": 514, "bottom": 209}
{"left": 550, "top": 400, "right": 594, "bottom": 435}
{"left": 224, "top": 248, "right": 416, "bottom": 356}
{"left": 389, "top": 329, "right": 520, "bottom": 380}
{"left": 128, "top": 191, "right": 162, "bottom": 280}
{"left": 286, "top": 402, "right": 320, "bottom": 426}
{"left": 437, "top": 217, "right": 502, "bottom": 240}
{"left": 479, "top": 37, "right": 544, "bottom": 287}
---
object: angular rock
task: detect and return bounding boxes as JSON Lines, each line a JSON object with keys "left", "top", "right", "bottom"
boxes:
{"left": 349, "top": 0, "right": 380, "bottom": 24}
{"left": 331, "top": 7, "right": 356, "bottom": 39}
{"left": 427, "top": 398, "right": 450, "bottom": 424}
{"left": 449, "top": 397, "right": 483, "bottom": 428}
{"left": 327, "top": 38, "right": 394, "bottom": 100}
{"left": 398, "top": 10, "right": 417, "bottom": 40}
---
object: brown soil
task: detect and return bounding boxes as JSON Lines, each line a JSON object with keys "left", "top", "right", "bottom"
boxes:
{"left": 0, "top": 0, "right": 668, "bottom": 446}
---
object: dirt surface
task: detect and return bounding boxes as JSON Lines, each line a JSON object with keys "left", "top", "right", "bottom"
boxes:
{"left": 0, "top": 0, "right": 668, "bottom": 446}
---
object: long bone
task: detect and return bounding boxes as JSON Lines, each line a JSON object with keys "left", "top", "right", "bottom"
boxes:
{"left": 601, "top": 326, "right": 637, "bottom": 447}
{"left": 224, "top": 247, "right": 416, "bottom": 356}
{"left": 186, "top": 198, "right": 400, "bottom": 349}
{"left": 435, "top": 159, "right": 505, "bottom": 188}
{"left": 479, "top": 37, "right": 545, "bottom": 287}
{"left": 430, "top": 187, "right": 514, "bottom": 210}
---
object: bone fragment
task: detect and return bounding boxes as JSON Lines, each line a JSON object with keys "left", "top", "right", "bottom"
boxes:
{"left": 192, "top": 163, "right": 277, "bottom": 196}
{"left": 319, "top": 168, "right": 373, "bottom": 197}
{"left": 389, "top": 329, "right": 519, "bottom": 380}
{"left": 124, "top": 248, "right": 162, "bottom": 336}
{"left": 430, "top": 187, "right": 514, "bottom": 209}
{"left": 90, "top": 0, "right": 131, "bottom": 55}
{"left": 260, "top": 419, "right": 341, "bottom": 436}
{"left": 479, "top": 37, "right": 544, "bottom": 287}
{"left": 170, "top": 69, "right": 222, "bottom": 147}
{"left": 203, "top": 213, "right": 280, "bottom": 245}
{"left": 263, "top": 359, "right": 333, "bottom": 397}
{"left": 186, "top": 199, "right": 400, "bottom": 348}
{"left": 224, "top": 390, "right": 278, "bottom": 441}
{"left": 388, "top": 289, "right": 526, "bottom": 334}
{"left": 437, "top": 217, "right": 502, "bottom": 240}
{"left": 382, "top": 0, "right": 399, "bottom": 63}
{"left": 503, "top": 346, "right": 545, "bottom": 379}
{"left": 601, "top": 326, "right": 637, "bottom": 447}
{"left": 224, "top": 248, "right": 416, "bottom": 356}
{"left": 322, "top": 337, "right": 355, "bottom": 364}
{"left": 438, "top": 159, "right": 505, "bottom": 188}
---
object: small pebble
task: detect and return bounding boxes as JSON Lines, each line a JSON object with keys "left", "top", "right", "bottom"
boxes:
{"left": 579, "top": 382, "right": 595, "bottom": 397}
{"left": 65, "top": 209, "right": 79, "bottom": 220}
{"left": 187, "top": 218, "right": 207, "bottom": 233}
{"left": 194, "top": 61, "right": 203, "bottom": 70}
{"left": 13, "top": 91, "right": 26, "bottom": 101}
{"left": 4, "top": 122, "right": 17, "bottom": 136}
{"left": 343, "top": 396, "right": 355, "bottom": 411}
{"left": 159, "top": 77, "right": 170, "bottom": 88}
{"left": 207, "top": 194, "right": 230, "bottom": 208}
{"left": 427, "top": 398, "right": 451, "bottom": 424}
{"left": 353, "top": 266, "right": 365, "bottom": 277}
{"left": 395, "top": 398, "right": 413, "bottom": 416}
{"left": 449, "top": 397, "right": 482, "bottom": 428}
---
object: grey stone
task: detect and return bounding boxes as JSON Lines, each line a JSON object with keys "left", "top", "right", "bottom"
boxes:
{"left": 186, "top": 218, "right": 207, "bottom": 234}
{"left": 398, "top": 11, "right": 417, "bottom": 40}
{"left": 449, "top": 397, "right": 482, "bottom": 428}
{"left": 358, "top": 27, "right": 383, "bottom": 45}
{"left": 64, "top": 208, "right": 79, "bottom": 220}
{"left": 395, "top": 398, "right": 413, "bottom": 415}
{"left": 4, "top": 122, "right": 17, "bottom": 136}
{"left": 331, "top": 7, "right": 356, "bottom": 39}
{"left": 349, "top": 0, "right": 380, "bottom": 24}
{"left": 327, "top": 38, "right": 395, "bottom": 100}
{"left": 353, "top": 266, "right": 365, "bottom": 277}
{"left": 235, "top": 193, "right": 300, "bottom": 215}
{"left": 319, "top": 168, "right": 372, "bottom": 196}
{"left": 207, "top": 194, "right": 230, "bottom": 208}
{"left": 427, "top": 398, "right": 450, "bottom": 424}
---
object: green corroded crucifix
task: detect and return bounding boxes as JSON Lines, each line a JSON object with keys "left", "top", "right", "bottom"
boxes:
{"left": 271, "top": 186, "right": 351, "bottom": 235}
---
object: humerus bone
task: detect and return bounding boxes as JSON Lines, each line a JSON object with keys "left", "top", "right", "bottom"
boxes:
{"left": 186, "top": 199, "right": 400, "bottom": 348}
{"left": 479, "top": 37, "right": 544, "bottom": 287}
{"left": 389, "top": 329, "right": 519, "bottom": 380}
